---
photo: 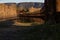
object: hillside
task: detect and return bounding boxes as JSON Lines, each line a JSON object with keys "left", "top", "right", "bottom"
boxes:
{"left": 0, "top": 2, "right": 45, "bottom": 25}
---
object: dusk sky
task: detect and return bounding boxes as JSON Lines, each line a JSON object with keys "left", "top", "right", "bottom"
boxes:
{"left": 0, "top": 0, "right": 44, "bottom": 3}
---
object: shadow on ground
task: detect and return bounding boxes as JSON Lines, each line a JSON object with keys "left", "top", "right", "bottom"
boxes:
{"left": 0, "top": 20, "right": 59, "bottom": 40}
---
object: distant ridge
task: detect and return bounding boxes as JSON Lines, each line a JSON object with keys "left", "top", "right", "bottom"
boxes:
{"left": 4, "top": 2, "right": 44, "bottom": 8}
{"left": 17, "top": 2, "right": 44, "bottom": 8}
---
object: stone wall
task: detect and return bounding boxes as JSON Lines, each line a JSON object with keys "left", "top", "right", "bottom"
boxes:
{"left": 56, "top": 0, "right": 60, "bottom": 12}
{"left": 0, "top": 3, "right": 17, "bottom": 21}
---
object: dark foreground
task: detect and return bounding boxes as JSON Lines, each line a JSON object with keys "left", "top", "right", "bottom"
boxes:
{"left": 0, "top": 20, "right": 59, "bottom": 40}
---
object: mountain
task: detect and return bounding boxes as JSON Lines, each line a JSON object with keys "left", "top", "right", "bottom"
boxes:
{"left": 17, "top": 2, "right": 44, "bottom": 9}
{"left": 4, "top": 2, "right": 44, "bottom": 8}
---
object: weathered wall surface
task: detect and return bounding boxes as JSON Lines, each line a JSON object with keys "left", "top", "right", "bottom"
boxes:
{"left": 0, "top": 3, "right": 17, "bottom": 21}
{"left": 56, "top": 0, "right": 60, "bottom": 12}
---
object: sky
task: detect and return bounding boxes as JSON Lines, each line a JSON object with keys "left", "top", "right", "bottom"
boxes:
{"left": 0, "top": 0, "right": 44, "bottom": 3}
